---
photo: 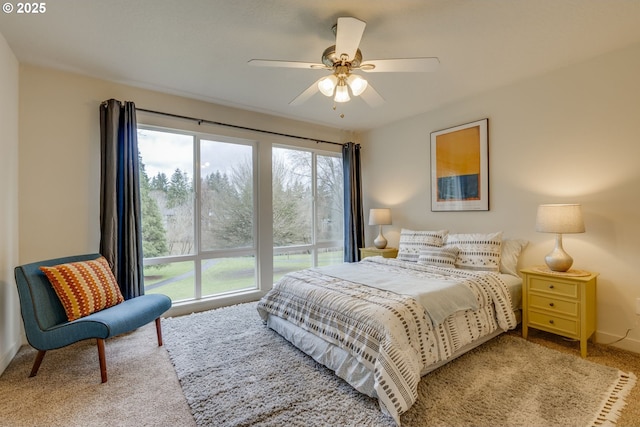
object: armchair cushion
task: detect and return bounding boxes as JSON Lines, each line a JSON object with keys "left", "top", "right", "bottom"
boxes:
{"left": 40, "top": 256, "right": 124, "bottom": 321}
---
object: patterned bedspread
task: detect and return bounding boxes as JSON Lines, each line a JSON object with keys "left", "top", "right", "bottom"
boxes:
{"left": 256, "top": 257, "right": 517, "bottom": 425}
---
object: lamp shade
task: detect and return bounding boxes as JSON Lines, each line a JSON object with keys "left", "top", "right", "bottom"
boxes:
{"left": 369, "top": 208, "right": 392, "bottom": 226}
{"left": 535, "top": 204, "right": 585, "bottom": 234}
{"left": 346, "top": 74, "right": 368, "bottom": 96}
{"left": 334, "top": 82, "right": 350, "bottom": 103}
{"left": 318, "top": 75, "right": 338, "bottom": 97}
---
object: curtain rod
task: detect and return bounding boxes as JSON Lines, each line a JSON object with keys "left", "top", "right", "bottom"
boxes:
{"left": 135, "top": 107, "right": 345, "bottom": 147}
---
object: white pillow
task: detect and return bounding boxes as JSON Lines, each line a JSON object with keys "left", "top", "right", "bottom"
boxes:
{"left": 397, "top": 229, "right": 448, "bottom": 262}
{"left": 500, "top": 238, "right": 528, "bottom": 276}
{"left": 445, "top": 232, "right": 503, "bottom": 272}
{"left": 417, "top": 246, "right": 459, "bottom": 268}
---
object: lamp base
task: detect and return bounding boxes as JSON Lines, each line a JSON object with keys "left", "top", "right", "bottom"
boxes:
{"left": 544, "top": 234, "right": 573, "bottom": 272}
{"left": 374, "top": 231, "right": 387, "bottom": 249}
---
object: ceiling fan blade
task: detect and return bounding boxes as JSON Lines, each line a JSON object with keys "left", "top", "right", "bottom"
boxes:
{"left": 361, "top": 57, "right": 440, "bottom": 73}
{"left": 335, "top": 17, "right": 366, "bottom": 62}
{"left": 359, "top": 83, "right": 385, "bottom": 108}
{"left": 248, "top": 59, "right": 326, "bottom": 69}
{"left": 289, "top": 77, "right": 324, "bottom": 106}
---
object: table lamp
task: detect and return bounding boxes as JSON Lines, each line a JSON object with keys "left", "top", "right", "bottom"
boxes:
{"left": 369, "top": 208, "right": 392, "bottom": 249}
{"left": 535, "top": 204, "right": 585, "bottom": 272}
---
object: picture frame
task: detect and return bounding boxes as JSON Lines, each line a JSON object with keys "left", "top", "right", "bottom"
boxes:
{"left": 430, "top": 118, "right": 489, "bottom": 211}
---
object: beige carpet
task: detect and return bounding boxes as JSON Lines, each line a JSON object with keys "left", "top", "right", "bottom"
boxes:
{"left": 0, "top": 302, "right": 639, "bottom": 426}
{"left": 0, "top": 323, "right": 195, "bottom": 427}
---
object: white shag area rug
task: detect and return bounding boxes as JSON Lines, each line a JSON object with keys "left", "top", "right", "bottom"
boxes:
{"left": 163, "top": 302, "right": 635, "bottom": 427}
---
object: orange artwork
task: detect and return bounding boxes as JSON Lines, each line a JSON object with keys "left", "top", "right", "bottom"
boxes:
{"left": 430, "top": 119, "right": 488, "bottom": 211}
{"left": 435, "top": 126, "right": 481, "bottom": 201}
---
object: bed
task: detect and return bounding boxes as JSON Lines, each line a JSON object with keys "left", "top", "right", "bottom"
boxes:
{"left": 257, "top": 230, "right": 526, "bottom": 425}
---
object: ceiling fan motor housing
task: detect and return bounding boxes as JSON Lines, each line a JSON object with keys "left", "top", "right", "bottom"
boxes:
{"left": 322, "top": 45, "right": 363, "bottom": 68}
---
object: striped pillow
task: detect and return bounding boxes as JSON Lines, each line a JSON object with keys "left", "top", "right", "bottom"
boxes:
{"left": 397, "top": 229, "right": 448, "bottom": 262}
{"left": 445, "top": 232, "right": 503, "bottom": 272}
{"left": 40, "top": 256, "right": 124, "bottom": 321}
{"left": 417, "top": 246, "right": 459, "bottom": 268}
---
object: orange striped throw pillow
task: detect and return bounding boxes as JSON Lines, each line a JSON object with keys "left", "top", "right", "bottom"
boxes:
{"left": 40, "top": 256, "right": 124, "bottom": 321}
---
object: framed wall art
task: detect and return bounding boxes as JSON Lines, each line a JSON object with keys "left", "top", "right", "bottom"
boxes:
{"left": 430, "top": 118, "right": 489, "bottom": 211}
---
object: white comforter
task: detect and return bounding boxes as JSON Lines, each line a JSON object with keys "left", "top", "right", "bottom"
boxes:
{"left": 256, "top": 257, "right": 517, "bottom": 425}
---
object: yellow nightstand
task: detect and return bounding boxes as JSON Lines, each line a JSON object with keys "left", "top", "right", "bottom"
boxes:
{"left": 520, "top": 266, "right": 598, "bottom": 358}
{"left": 359, "top": 247, "right": 398, "bottom": 259}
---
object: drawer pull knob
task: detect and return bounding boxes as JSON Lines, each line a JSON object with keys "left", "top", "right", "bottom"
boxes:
{"left": 549, "top": 302, "right": 555, "bottom": 307}
{"left": 549, "top": 285, "right": 555, "bottom": 289}
{"left": 549, "top": 319, "right": 555, "bottom": 325}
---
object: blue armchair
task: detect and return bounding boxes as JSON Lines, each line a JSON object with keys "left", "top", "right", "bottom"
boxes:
{"left": 14, "top": 253, "right": 172, "bottom": 383}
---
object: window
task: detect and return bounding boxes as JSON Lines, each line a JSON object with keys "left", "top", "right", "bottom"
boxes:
{"left": 272, "top": 147, "right": 343, "bottom": 281}
{"left": 137, "top": 124, "right": 344, "bottom": 308}
{"left": 138, "top": 127, "right": 257, "bottom": 303}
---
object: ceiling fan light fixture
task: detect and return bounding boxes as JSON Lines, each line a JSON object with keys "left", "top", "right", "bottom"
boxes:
{"left": 334, "top": 81, "right": 351, "bottom": 103}
{"left": 346, "top": 74, "right": 368, "bottom": 96}
{"left": 318, "top": 75, "right": 338, "bottom": 97}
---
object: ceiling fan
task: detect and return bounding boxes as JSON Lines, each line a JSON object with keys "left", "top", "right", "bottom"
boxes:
{"left": 248, "top": 17, "right": 439, "bottom": 107}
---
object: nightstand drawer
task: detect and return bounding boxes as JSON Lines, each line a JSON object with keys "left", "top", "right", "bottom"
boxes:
{"left": 529, "top": 294, "right": 578, "bottom": 317}
{"left": 529, "top": 277, "right": 578, "bottom": 298}
{"left": 528, "top": 310, "right": 579, "bottom": 336}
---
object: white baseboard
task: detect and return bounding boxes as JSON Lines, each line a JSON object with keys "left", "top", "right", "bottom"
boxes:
{"left": 0, "top": 341, "right": 21, "bottom": 376}
{"left": 596, "top": 331, "right": 640, "bottom": 354}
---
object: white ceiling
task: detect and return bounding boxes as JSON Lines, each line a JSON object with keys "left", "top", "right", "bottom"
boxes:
{"left": 2, "top": 0, "right": 640, "bottom": 131}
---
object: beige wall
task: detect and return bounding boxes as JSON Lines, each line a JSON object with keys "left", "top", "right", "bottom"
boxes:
{"left": 0, "top": 33, "right": 20, "bottom": 374}
{"left": 361, "top": 42, "right": 640, "bottom": 353}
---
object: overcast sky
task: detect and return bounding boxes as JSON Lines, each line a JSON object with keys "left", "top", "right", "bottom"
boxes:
{"left": 137, "top": 128, "right": 252, "bottom": 181}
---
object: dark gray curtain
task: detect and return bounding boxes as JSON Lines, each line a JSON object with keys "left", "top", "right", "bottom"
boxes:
{"left": 99, "top": 99, "right": 144, "bottom": 299}
{"left": 342, "top": 142, "right": 364, "bottom": 262}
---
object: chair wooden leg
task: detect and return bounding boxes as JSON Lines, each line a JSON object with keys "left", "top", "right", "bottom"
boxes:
{"left": 29, "top": 350, "right": 46, "bottom": 378}
{"left": 97, "top": 338, "right": 107, "bottom": 383}
{"left": 155, "top": 317, "right": 163, "bottom": 347}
